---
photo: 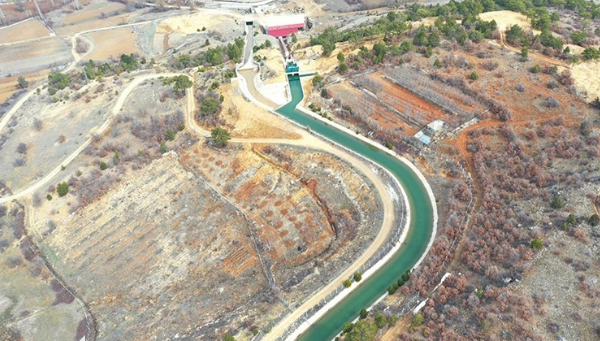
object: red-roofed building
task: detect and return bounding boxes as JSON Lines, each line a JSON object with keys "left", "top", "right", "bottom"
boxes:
{"left": 262, "top": 15, "right": 305, "bottom": 37}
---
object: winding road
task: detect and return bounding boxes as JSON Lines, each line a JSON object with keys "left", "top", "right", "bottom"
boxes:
{"left": 1, "top": 9, "right": 438, "bottom": 341}
{"left": 0, "top": 73, "right": 182, "bottom": 204}
{"left": 185, "top": 82, "right": 403, "bottom": 341}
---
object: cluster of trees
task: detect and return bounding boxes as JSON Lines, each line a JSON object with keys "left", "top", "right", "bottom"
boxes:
{"left": 309, "top": 13, "right": 409, "bottom": 57}
{"left": 252, "top": 39, "right": 272, "bottom": 52}
{"left": 582, "top": 47, "right": 600, "bottom": 60}
{"left": 307, "top": 0, "right": 600, "bottom": 70}
{"left": 70, "top": 110, "right": 187, "bottom": 211}
{"left": 48, "top": 72, "right": 72, "bottom": 95}
{"left": 495, "top": 0, "right": 600, "bottom": 20}
{"left": 211, "top": 127, "right": 230, "bottom": 147}
{"left": 405, "top": 108, "right": 600, "bottom": 338}
{"left": 387, "top": 270, "right": 411, "bottom": 294}
{"left": 197, "top": 89, "right": 225, "bottom": 127}
{"left": 119, "top": 53, "right": 138, "bottom": 72}
{"left": 174, "top": 37, "right": 245, "bottom": 68}
{"left": 162, "top": 75, "right": 193, "bottom": 96}
{"left": 338, "top": 310, "right": 397, "bottom": 341}
{"left": 81, "top": 54, "right": 149, "bottom": 85}
{"left": 84, "top": 60, "right": 118, "bottom": 80}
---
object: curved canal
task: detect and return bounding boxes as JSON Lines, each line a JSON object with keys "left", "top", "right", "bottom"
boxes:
{"left": 275, "top": 79, "right": 435, "bottom": 341}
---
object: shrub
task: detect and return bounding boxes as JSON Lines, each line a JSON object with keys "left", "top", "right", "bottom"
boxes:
{"left": 469, "top": 71, "right": 479, "bottom": 80}
{"left": 412, "top": 313, "right": 425, "bottom": 327}
{"left": 550, "top": 194, "right": 564, "bottom": 208}
{"left": 160, "top": 142, "right": 168, "bottom": 153}
{"left": 520, "top": 46, "right": 528, "bottom": 61}
{"left": 359, "top": 308, "right": 368, "bottom": 319}
{"left": 588, "top": 214, "right": 600, "bottom": 226}
{"left": 211, "top": 127, "right": 231, "bottom": 148}
{"left": 581, "top": 47, "right": 600, "bottom": 60}
{"left": 47, "top": 194, "right": 53, "bottom": 201}
{"left": 18, "top": 76, "right": 29, "bottom": 89}
{"left": 566, "top": 213, "right": 577, "bottom": 225}
{"left": 530, "top": 238, "right": 544, "bottom": 250}
{"left": 33, "top": 118, "right": 43, "bottom": 131}
{"left": 312, "top": 73, "right": 324, "bottom": 88}
{"left": 547, "top": 80, "right": 559, "bottom": 89}
{"left": 530, "top": 64, "right": 541, "bottom": 73}
{"left": 546, "top": 97, "right": 560, "bottom": 108}
{"left": 166, "top": 128, "right": 176, "bottom": 141}
{"left": 200, "top": 97, "right": 221, "bottom": 116}
{"left": 353, "top": 272, "right": 362, "bottom": 282}
{"left": 374, "top": 313, "right": 388, "bottom": 329}
{"left": 99, "top": 162, "right": 108, "bottom": 170}
{"left": 13, "top": 158, "right": 26, "bottom": 167}
{"left": 343, "top": 279, "right": 352, "bottom": 288}
{"left": 388, "top": 282, "right": 399, "bottom": 295}
{"left": 56, "top": 182, "right": 69, "bottom": 197}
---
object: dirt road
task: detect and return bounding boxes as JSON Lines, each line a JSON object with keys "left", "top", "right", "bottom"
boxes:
{"left": 498, "top": 30, "right": 570, "bottom": 69}
{"left": 64, "top": 21, "right": 152, "bottom": 74}
{"left": 218, "top": 65, "right": 408, "bottom": 340}
{"left": 0, "top": 72, "right": 182, "bottom": 204}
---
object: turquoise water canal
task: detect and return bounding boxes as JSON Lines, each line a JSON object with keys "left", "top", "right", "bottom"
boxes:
{"left": 275, "top": 79, "right": 435, "bottom": 341}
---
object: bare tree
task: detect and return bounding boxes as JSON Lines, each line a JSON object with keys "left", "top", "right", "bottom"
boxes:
{"left": 33, "top": 118, "right": 43, "bottom": 131}
{"left": 15, "top": 0, "right": 26, "bottom": 12}
{"left": 16, "top": 142, "right": 27, "bottom": 154}
{"left": 14, "top": 158, "right": 26, "bottom": 167}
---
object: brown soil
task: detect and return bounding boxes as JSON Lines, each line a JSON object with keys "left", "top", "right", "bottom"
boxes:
{"left": 0, "top": 18, "right": 52, "bottom": 44}
{"left": 258, "top": 47, "right": 287, "bottom": 85}
{"left": 40, "top": 153, "right": 274, "bottom": 341}
{"left": 61, "top": 2, "right": 125, "bottom": 26}
{"left": 479, "top": 10, "right": 533, "bottom": 32}
{"left": 85, "top": 27, "right": 140, "bottom": 61}
{"left": 366, "top": 71, "right": 456, "bottom": 126}
{"left": 571, "top": 61, "right": 600, "bottom": 100}
{"left": 0, "top": 70, "right": 49, "bottom": 103}
{"left": 218, "top": 81, "right": 301, "bottom": 140}
{"left": 329, "top": 81, "right": 418, "bottom": 135}
{"left": 54, "top": 6, "right": 132, "bottom": 36}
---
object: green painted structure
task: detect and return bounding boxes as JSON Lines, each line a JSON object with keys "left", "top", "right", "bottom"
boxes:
{"left": 275, "top": 78, "right": 435, "bottom": 341}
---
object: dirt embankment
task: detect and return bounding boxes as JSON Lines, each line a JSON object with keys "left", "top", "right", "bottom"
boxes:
{"left": 181, "top": 142, "right": 384, "bottom": 311}
{"left": 40, "top": 154, "right": 270, "bottom": 340}
{"left": 0, "top": 202, "right": 85, "bottom": 341}
{"left": 31, "top": 131, "right": 384, "bottom": 340}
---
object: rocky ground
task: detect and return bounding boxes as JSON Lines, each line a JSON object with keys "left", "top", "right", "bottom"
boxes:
{"left": 0, "top": 78, "right": 115, "bottom": 193}
{"left": 24, "top": 132, "right": 391, "bottom": 340}
{"left": 182, "top": 142, "right": 388, "bottom": 307}
{"left": 39, "top": 153, "right": 271, "bottom": 340}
